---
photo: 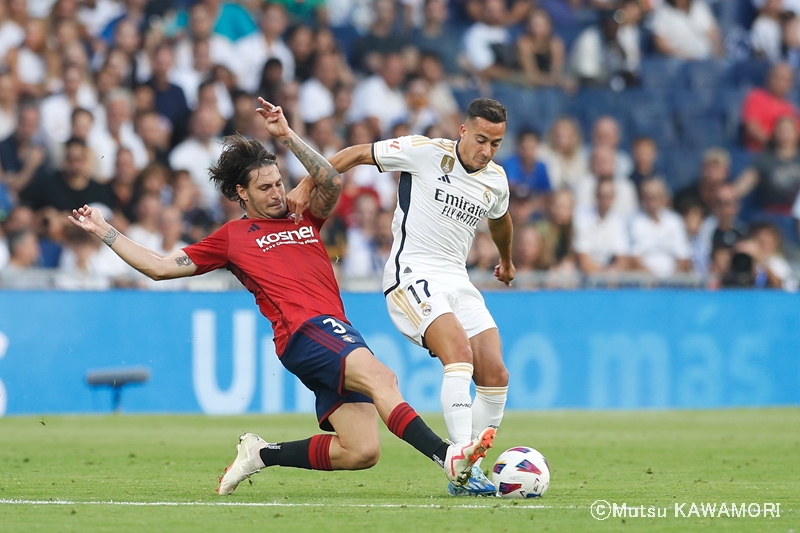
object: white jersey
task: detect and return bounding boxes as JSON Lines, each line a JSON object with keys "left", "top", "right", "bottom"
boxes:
{"left": 373, "top": 135, "right": 510, "bottom": 293}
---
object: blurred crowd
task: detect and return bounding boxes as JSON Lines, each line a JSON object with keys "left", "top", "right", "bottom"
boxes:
{"left": 0, "top": 0, "right": 799, "bottom": 290}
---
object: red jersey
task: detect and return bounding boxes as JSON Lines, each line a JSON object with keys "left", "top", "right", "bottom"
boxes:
{"left": 183, "top": 211, "right": 348, "bottom": 356}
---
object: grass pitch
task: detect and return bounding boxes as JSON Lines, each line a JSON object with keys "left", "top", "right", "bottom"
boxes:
{"left": 0, "top": 409, "right": 798, "bottom": 533}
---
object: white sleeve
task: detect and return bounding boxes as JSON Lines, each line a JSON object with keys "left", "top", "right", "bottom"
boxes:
{"left": 488, "top": 183, "right": 509, "bottom": 220}
{"left": 372, "top": 135, "right": 427, "bottom": 174}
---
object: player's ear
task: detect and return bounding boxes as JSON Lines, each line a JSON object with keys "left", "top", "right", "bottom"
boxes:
{"left": 236, "top": 184, "right": 248, "bottom": 204}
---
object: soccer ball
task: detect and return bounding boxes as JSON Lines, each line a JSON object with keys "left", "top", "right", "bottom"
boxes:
{"left": 491, "top": 447, "right": 550, "bottom": 498}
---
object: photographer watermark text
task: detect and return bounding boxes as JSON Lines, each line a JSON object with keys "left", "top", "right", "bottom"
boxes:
{"left": 590, "top": 500, "right": 782, "bottom": 520}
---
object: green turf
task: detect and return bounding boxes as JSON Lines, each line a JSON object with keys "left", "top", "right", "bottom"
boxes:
{"left": 0, "top": 409, "right": 798, "bottom": 532}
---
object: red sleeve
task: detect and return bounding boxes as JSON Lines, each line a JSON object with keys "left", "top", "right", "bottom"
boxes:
{"left": 183, "top": 225, "right": 230, "bottom": 275}
{"left": 304, "top": 209, "right": 327, "bottom": 231}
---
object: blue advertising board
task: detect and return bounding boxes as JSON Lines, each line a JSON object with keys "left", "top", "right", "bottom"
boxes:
{"left": 0, "top": 290, "right": 797, "bottom": 416}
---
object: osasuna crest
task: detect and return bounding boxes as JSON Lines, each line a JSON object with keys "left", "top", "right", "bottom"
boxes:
{"left": 440, "top": 155, "right": 455, "bottom": 174}
{"left": 484, "top": 189, "right": 492, "bottom": 204}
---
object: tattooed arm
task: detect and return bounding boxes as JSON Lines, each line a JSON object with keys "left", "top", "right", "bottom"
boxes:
{"left": 257, "top": 97, "right": 342, "bottom": 219}
{"left": 68, "top": 204, "right": 197, "bottom": 280}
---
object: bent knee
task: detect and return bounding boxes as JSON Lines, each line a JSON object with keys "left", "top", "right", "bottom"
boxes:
{"left": 475, "top": 365, "right": 509, "bottom": 387}
{"left": 362, "top": 365, "right": 399, "bottom": 401}
{"left": 360, "top": 446, "right": 380, "bottom": 469}
{"left": 493, "top": 367, "right": 509, "bottom": 387}
{"left": 346, "top": 444, "right": 380, "bottom": 470}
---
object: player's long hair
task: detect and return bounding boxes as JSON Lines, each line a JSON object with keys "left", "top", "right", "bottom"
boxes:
{"left": 466, "top": 98, "right": 507, "bottom": 125}
{"left": 209, "top": 135, "right": 278, "bottom": 208}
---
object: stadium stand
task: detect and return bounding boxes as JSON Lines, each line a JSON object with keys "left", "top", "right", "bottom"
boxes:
{"left": 0, "top": 0, "right": 797, "bottom": 290}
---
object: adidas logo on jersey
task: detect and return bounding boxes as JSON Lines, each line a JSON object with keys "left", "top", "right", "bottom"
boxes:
{"left": 438, "top": 175, "right": 451, "bottom": 183}
{"left": 403, "top": 266, "right": 412, "bottom": 274}
{"left": 247, "top": 223, "right": 260, "bottom": 233}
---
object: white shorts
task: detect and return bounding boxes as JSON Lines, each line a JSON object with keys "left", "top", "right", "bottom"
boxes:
{"left": 384, "top": 273, "right": 497, "bottom": 348}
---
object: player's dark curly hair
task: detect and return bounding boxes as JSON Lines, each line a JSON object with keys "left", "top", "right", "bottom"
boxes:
{"left": 466, "top": 98, "right": 507, "bottom": 124}
{"left": 209, "top": 135, "right": 277, "bottom": 208}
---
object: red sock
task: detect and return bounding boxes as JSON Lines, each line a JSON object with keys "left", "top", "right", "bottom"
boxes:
{"left": 387, "top": 402, "right": 450, "bottom": 466}
{"left": 308, "top": 434, "right": 333, "bottom": 471}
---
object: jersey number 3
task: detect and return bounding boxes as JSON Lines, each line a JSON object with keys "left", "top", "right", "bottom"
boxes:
{"left": 323, "top": 318, "right": 347, "bottom": 334}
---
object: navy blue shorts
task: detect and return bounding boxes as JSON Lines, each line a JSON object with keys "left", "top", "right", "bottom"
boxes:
{"left": 281, "top": 315, "right": 374, "bottom": 432}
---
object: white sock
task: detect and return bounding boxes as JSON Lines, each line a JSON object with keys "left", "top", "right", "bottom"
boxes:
{"left": 472, "top": 385, "right": 507, "bottom": 443}
{"left": 441, "top": 363, "right": 474, "bottom": 444}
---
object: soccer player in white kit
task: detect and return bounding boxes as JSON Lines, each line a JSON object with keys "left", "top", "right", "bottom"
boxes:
{"left": 289, "top": 98, "right": 515, "bottom": 496}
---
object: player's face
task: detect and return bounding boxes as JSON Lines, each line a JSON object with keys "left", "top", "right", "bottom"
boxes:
{"left": 458, "top": 117, "right": 505, "bottom": 171}
{"left": 239, "top": 165, "right": 287, "bottom": 219}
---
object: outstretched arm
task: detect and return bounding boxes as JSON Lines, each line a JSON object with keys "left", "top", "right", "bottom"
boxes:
{"left": 286, "top": 143, "right": 374, "bottom": 221}
{"left": 488, "top": 212, "right": 516, "bottom": 286}
{"left": 257, "top": 97, "right": 343, "bottom": 219}
{"left": 68, "top": 204, "right": 197, "bottom": 280}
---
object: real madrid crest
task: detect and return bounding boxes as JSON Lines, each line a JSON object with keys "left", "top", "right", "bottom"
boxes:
{"left": 484, "top": 189, "right": 492, "bottom": 204}
{"left": 420, "top": 302, "right": 432, "bottom": 316}
{"left": 440, "top": 155, "right": 455, "bottom": 174}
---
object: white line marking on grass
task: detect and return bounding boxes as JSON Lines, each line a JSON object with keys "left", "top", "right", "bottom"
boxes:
{"left": 0, "top": 498, "right": 579, "bottom": 510}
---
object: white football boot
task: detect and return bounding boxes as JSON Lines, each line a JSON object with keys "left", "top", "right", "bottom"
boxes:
{"left": 217, "top": 433, "right": 268, "bottom": 495}
{"left": 443, "top": 427, "right": 496, "bottom": 487}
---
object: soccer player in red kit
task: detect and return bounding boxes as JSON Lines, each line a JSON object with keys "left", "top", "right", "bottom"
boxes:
{"left": 68, "top": 97, "right": 494, "bottom": 495}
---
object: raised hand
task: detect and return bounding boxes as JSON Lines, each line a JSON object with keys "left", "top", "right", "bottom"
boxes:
{"left": 256, "top": 97, "right": 292, "bottom": 141}
{"left": 68, "top": 204, "right": 118, "bottom": 246}
{"left": 68, "top": 204, "right": 106, "bottom": 233}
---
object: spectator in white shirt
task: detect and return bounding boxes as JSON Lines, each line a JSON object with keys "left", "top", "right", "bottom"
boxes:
{"left": 538, "top": 116, "right": 589, "bottom": 190}
{"left": 91, "top": 88, "right": 149, "bottom": 180}
{"left": 591, "top": 115, "right": 633, "bottom": 179}
{"left": 462, "top": 0, "right": 515, "bottom": 81}
{"left": 348, "top": 52, "right": 408, "bottom": 138}
{"left": 751, "top": 0, "right": 785, "bottom": 62}
{"left": 39, "top": 63, "right": 100, "bottom": 155}
{"left": 298, "top": 52, "right": 339, "bottom": 124}
{"left": 174, "top": 3, "right": 236, "bottom": 73}
{"left": 234, "top": 3, "right": 294, "bottom": 93}
{"left": 172, "top": 38, "right": 215, "bottom": 110}
{"left": 630, "top": 178, "right": 692, "bottom": 277}
{"left": 168, "top": 107, "right": 224, "bottom": 211}
{"left": 574, "top": 178, "right": 631, "bottom": 273}
{"left": 652, "top": 0, "right": 723, "bottom": 60}
{"left": 574, "top": 146, "right": 638, "bottom": 218}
